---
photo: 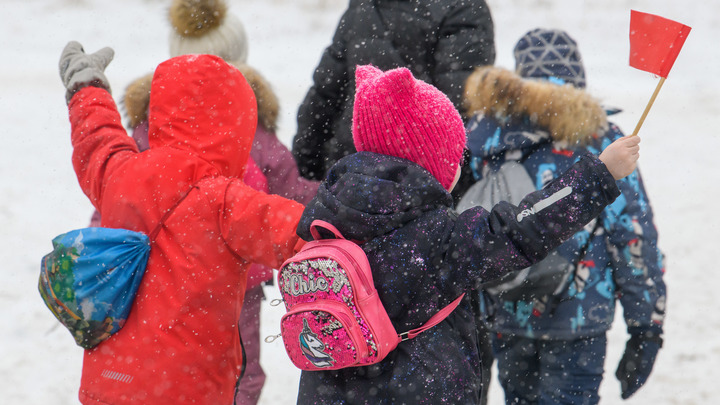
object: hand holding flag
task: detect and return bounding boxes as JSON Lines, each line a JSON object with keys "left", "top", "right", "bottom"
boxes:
{"left": 628, "top": 10, "right": 691, "bottom": 136}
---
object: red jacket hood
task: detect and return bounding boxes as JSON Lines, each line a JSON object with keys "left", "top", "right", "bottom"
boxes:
{"left": 148, "top": 54, "right": 257, "bottom": 179}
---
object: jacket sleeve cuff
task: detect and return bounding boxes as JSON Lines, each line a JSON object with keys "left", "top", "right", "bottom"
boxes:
{"left": 579, "top": 152, "right": 621, "bottom": 203}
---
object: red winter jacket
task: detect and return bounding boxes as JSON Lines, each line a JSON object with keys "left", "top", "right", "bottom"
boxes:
{"left": 68, "top": 55, "right": 304, "bottom": 404}
{"left": 241, "top": 156, "right": 273, "bottom": 290}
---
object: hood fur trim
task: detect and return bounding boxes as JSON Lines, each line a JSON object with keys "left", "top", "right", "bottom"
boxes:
{"left": 122, "top": 73, "right": 153, "bottom": 129}
{"left": 464, "top": 66, "right": 607, "bottom": 145}
{"left": 232, "top": 63, "right": 279, "bottom": 132}
{"left": 169, "top": 0, "right": 227, "bottom": 38}
{"left": 123, "top": 63, "right": 278, "bottom": 132}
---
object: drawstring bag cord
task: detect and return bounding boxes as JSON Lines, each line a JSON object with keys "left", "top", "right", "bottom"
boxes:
{"left": 148, "top": 185, "right": 199, "bottom": 242}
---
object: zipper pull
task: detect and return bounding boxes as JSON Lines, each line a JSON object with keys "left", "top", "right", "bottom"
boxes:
{"left": 264, "top": 334, "right": 281, "bottom": 343}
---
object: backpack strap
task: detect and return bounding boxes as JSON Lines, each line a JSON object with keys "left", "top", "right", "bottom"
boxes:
{"left": 148, "top": 185, "right": 199, "bottom": 242}
{"left": 309, "top": 220, "right": 345, "bottom": 241}
{"left": 310, "top": 220, "right": 465, "bottom": 342}
{"left": 399, "top": 293, "right": 465, "bottom": 341}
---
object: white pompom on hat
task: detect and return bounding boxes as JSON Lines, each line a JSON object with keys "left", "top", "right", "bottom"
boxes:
{"left": 168, "top": 0, "right": 248, "bottom": 64}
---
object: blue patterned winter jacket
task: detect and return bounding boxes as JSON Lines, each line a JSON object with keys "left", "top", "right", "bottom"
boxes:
{"left": 463, "top": 66, "right": 666, "bottom": 340}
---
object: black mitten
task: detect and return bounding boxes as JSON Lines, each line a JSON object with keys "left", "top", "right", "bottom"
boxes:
{"left": 615, "top": 327, "right": 663, "bottom": 399}
{"left": 58, "top": 41, "right": 114, "bottom": 103}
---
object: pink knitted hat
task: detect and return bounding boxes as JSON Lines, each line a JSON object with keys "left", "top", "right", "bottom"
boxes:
{"left": 352, "top": 65, "right": 466, "bottom": 190}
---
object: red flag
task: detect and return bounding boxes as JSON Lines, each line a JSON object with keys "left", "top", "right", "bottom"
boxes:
{"left": 629, "top": 10, "right": 691, "bottom": 78}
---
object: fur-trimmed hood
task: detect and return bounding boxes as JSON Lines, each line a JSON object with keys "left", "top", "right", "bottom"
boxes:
{"left": 121, "top": 63, "right": 278, "bottom": 132}
{"left": 122, "top": 73, "right": 153, "bottom": 129}
{"left": 232, "top": 63, "right": 279, "bottom": 132}
{"left": 463, "top": 66, "right": 608, "bottom": 146}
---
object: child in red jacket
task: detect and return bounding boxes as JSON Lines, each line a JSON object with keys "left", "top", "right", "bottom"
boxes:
{"left": 59, "top": 42, "right": 305, "bottom": 405}
{"left": 114, "top": 46, "right": 320, "bottom": 405}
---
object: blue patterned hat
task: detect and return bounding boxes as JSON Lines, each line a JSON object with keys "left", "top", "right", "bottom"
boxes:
{"left": 514, "top": 28, "right": 586, "bottom": 88}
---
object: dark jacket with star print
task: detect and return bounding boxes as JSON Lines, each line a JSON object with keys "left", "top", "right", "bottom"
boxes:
{"left": 294, "top": 151, "right": 620, "bottom": 404}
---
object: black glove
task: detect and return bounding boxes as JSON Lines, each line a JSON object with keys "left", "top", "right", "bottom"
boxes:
{"left": 615, "top": 326, "right": 663, "bottom": 399}
{"left": 58, "top": 41, "right": 114, "bottom": 103}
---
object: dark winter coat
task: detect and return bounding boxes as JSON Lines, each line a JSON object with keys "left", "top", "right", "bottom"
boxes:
{"left": 69, "top": 55, "right": 305, "bottom": 405}
{"left": 295, "top": 150, "right": 620, "bottom": 404}
{"left": 463, "top": 67, "right": 666, "bottom": 340}
{"left": 292, "top": 0, "right": 495, "bottom": 185}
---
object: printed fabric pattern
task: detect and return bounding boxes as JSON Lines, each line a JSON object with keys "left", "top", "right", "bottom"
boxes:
{"left": 279, "top": 254, "right": 380, "bottom": 370}
{"left": 39, "top": 227, "right": 150, "bottom": 349}
{"left": 467, "top": 114, "right": 666, "bottom": 339}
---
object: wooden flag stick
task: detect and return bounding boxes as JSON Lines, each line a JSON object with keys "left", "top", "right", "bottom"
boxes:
{"left": 631, "top": 77, "right": 666, "bottom": 136}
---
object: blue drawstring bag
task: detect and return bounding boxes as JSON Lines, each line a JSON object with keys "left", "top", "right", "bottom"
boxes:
{"left": 39, "top": 186, "right": 196, "bottom": 349}
{"left": 39, "top": 227, "right": 151, "bottom": 349}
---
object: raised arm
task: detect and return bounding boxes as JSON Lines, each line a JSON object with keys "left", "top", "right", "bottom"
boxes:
{"left": 451, "top": 153, "right": 621, "bottom": 283}
{"left": 218, "top": 179, "right": 306, "bottom": 270}
{"left": 60, "top": 42, "right": 139, "bottom": 208}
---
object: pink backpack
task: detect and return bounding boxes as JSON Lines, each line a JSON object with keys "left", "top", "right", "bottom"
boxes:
{"left": 277, "top": 220, "right": 464, "bottom": 371}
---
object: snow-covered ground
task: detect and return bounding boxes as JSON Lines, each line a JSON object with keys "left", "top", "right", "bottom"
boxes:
{"left": 2, "top": 0, "right": 717, "bottom": 403}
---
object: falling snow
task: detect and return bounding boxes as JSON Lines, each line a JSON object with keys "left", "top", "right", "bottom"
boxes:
{"left": 2, "top": 1, "right": 718, "bottom": 404}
